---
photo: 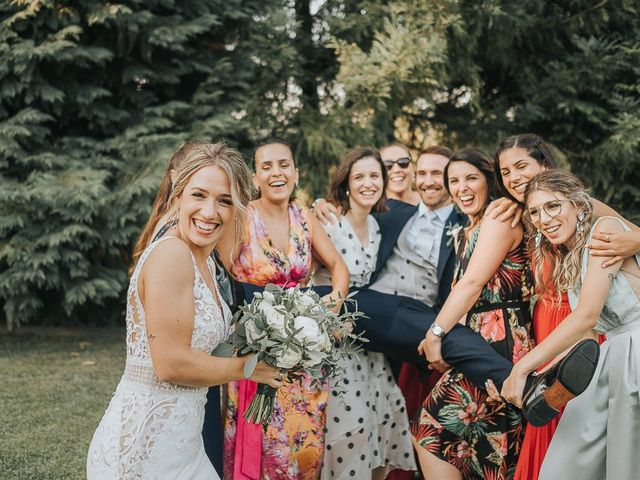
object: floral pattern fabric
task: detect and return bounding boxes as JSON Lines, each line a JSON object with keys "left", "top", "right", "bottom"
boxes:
{"left": 231, "top": 201, "right": 312, "bottom": 287}
{"left": 411, "top": 225, "right": 533, "bottom": 480}
{"left": 224, "top": 201, "right": 328, "bottom": 480}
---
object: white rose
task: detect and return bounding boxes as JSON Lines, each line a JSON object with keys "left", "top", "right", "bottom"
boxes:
{"left": 293, "top": 315, "right": 324, "bottom": 348}
{"left": 276, "top": 348, "right": 303, "bottom": 369}
{"left": 262, "top": 291, "right": 276, "bottom": 304}
{"left": 244, "top": 318, "right": 263, "bottom": 344}
{"left": 259, "top": 301, "right": 287, "bottom": 335}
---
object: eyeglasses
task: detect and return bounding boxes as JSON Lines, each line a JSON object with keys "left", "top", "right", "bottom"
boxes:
{"left": 526, "top": 199, "right": 571, "bottom": 224}
{"left": 383, "top": 157, "right": 412, "bottom": 170}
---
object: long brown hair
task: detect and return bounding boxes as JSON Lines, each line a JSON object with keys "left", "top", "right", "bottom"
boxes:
{"left": 494, "top": 134, "right": 559, "bottom": 202}
{"left": 131, "top": 142, "right": 252, "bottom": 271}
{"left": 327, "top": 147, "right": 388, "bottom": 214}
{"left": 444, "top": 147, "right": 499, "bottom": 228}
{"left": 523, "top": 170, "right": 594, "bottom": 300}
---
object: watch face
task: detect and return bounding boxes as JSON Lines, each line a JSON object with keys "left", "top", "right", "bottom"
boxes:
{"left": 431, "top": 324, "right": 444, "bottom": 336}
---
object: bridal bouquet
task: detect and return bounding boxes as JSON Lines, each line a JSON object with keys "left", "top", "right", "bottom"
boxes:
{"left": 234, "top": 284, "right": 365, "bottom": 425}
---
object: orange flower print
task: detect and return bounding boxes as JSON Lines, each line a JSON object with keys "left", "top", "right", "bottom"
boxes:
{"left": 479, "top": 310, "right": 506, "bottom": 342}
{"left": 458, "top": 401, "right": 487, "bottom": 425}
{"left": 512, "top": 326, "right": 531, "bottom": 364}
{"left": 455, "top": 440, "right": 474, "bottom": 460}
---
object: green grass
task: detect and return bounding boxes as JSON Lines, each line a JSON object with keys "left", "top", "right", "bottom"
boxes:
{"left": 0, "top": 333, "right": 125, "bottom": 480}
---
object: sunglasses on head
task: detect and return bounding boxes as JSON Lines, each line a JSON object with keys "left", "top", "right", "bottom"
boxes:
{"left": 383, "top": 157, "right": 412, "bottom": 170}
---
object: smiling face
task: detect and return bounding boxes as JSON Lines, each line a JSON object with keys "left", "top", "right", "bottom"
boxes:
{"left": 447, "top": 161, "right": 489, "bottom": 220}
{"left": 348, "top": 156, "right": 384, "bottom": 212}
{"left": 380, "top": 145, "right": 414, "bottom": 197}
{"left": 416, "top": 153, "right": 451, "bottom": 210}
{"left": 177, "top": 164, "right": 234, "bottom": 253}
{"left": 498, "top": 147, "right": 547, "bottom": 203}
{"left": 253, "top": 143, "right": 298, "bottom": 204}
{"left": 526, "top": 189, "right": 579, "bottom": 246}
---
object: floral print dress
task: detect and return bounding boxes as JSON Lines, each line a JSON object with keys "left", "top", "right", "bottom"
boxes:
{"left": 224, "top": 201, "right": 328, "bottom": 480}
{"left": 411, "top": 224, "right": 533, "bottom": 480}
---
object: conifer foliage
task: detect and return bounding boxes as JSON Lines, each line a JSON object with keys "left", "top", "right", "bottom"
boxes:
{"left": 1, "top": 0, "right": 638, "bottom": 329}
{"left": 0, "top": 1, "right": 266, "bottom": 328}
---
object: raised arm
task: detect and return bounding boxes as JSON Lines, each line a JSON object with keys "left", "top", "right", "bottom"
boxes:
{"left": 501, "top": 217, "right": 625, "bottom": 406}
{"left": 419, "top": 217, "right": 522, "bottom": 371}
{"left": 589, "top": 199, "right": 640, "bottom": 267}
{"left": 141, "top": 238, "right": 282, "bottom": 388}
{"left": 309, "top": 214, "right": 350, "bottom": 305}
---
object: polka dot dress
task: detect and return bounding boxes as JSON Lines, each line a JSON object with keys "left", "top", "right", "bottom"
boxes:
{"left": 314, "top": 216, "right": 416, "bottom": 479}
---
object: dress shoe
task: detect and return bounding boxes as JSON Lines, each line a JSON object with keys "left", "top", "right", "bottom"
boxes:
{"left": 522, "top": 338, "right": 600, "bottom": 427}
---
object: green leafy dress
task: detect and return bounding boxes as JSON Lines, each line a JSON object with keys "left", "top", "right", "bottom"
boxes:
{"left": 411, "top": 225, "right": 533, "bottom": 480}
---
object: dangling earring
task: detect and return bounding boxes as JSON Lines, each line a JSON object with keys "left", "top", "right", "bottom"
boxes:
{"left": 577, "top": 211, "right": 586, "bottom": 235}
{"left": 346, "top": 189, "right": 350, "bottom": 197}
{"left": 535, "top": 230, "right": 542, "bottom": 248}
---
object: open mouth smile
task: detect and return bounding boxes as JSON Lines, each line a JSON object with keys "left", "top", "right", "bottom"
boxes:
{"left": 193, "top": 218, "right": 219, "bottom": 234}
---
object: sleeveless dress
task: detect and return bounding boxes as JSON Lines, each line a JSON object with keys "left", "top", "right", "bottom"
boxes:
{"left": 314, "top": 216, "right": 417, "bottom": 479}
{"left": 411, "top": 224, "right": 533, "bottom": 480}
{"left": 223, "top": 201, "right": 328, "bottom": 480}
{"left": 87, "top": 237, "right": 231, "bottom": 479}
{"left": 539, "top": 217, "right": 640, "bottom": 480}
{"left": 514, "top": 259, "right": 571, "bottom": 480}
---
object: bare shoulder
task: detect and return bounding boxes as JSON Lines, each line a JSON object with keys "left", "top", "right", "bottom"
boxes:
{"left": 593, "top": 216, "right": 625, "bottom": 234}
{"left": 141, "top": 238, "right": 195, "bottom": 283}
{"left": 480, "top": 213, "right": 523, "bottom": 241}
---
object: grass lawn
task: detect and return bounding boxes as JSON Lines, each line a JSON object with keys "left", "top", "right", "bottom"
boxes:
{"left": 0, "top": 332, "right": 126, "bottom": 480}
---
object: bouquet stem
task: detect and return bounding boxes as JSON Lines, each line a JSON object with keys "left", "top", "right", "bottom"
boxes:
{"left": 243, "top": 383, "right": 277, "bottom": 425}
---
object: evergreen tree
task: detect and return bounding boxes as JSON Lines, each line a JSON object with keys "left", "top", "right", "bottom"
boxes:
{"left": 327, "top": 0, "right": 640, "bottom": 220}
{"left": 0, "top": 0, "right": 279, "bottom": 329}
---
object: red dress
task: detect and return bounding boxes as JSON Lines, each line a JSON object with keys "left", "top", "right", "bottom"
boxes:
{"left": 513, "top": 287, "right": 571, "bottom": 480}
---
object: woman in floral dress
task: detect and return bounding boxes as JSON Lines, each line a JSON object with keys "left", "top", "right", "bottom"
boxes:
{"left": 413, "top": 148, "right": 533, "bottom": 480}
{"left": 220, "top": 138, "right": 349, "bottom": 480}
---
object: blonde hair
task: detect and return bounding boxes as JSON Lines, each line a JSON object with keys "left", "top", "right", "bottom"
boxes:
{"left": 131, "top": 142, "right": 208, "bottom": 268}
{"left": 523, "top": 170, "right": 594, "bottom": 301}
{"left": 131, "top": 142, "right": 253, "bottom": 271}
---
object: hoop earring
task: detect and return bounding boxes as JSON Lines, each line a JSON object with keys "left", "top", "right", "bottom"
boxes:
{"left": 577, "top": 211, "right": 586, "bottom": 235}
{"left": 535, "top": 230, "right": 542, "bottom": 248}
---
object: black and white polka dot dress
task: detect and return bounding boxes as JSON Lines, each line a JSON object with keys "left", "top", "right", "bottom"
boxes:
{"left": 314, "top": 216, "right": 416, "bottom": 479}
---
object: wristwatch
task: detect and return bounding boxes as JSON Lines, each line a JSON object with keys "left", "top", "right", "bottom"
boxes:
{"left": 430, "top": 322, "right": 446, "bottom": 338}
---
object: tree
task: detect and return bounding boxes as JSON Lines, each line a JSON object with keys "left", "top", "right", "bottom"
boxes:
{"left": 328, "top": 0, "right": 640, "bottom": 220}
{"left": 0, "top": 0, "right": 279, "bottom": 328}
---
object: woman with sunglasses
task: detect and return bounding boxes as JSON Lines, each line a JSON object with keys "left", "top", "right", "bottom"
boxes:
{"left": 380, "top": 143, "right": 421, "bottom": 206}
{"left": 491, "top": 134, "right": 640, "bottom": 480}
{"left": 500, "top": 169, "right": 640, "bottom": 480}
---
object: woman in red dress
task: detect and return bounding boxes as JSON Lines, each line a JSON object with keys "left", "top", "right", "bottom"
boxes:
{"left": 494, "top": 133, "right": 640, "bottom": 480}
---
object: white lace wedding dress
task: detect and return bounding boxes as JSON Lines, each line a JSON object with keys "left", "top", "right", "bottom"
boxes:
{"left": 87, "top": 237, "right": 231, "bottom": 479}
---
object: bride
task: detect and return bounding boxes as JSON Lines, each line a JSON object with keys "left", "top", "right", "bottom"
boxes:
{"left": 87, "top": 142, "right": 283, "bottom": 479}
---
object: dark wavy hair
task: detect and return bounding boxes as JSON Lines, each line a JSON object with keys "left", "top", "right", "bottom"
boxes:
{"left": 444, "top": 147, "right": 499, "bottom": 225}
{"left": 494, "top": 133, "right": 559, "bottom": 202}
{"left": 327, "top": 147, "right": 388, "bottom": 214}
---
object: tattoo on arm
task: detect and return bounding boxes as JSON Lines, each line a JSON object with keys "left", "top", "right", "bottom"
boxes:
{"left": 608, "top": 273, "right": 615, "bottom": 282}
{"left": 148, "top": 334, "right": 157, "bottom": 341}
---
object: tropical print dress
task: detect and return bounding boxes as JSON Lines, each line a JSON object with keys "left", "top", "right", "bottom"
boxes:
{"left": 411, "top": 224, "right": 533, "bottom": 480}
{"left": 224, "top": 201, "right": 328, "bottom": 480}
